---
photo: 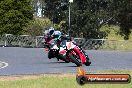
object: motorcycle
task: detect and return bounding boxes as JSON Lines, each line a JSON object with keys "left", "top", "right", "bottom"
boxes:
{"left": 44, "top": 36, "right": 91, "bottom": 66}
{"left": 45, "top": 39, "right": 82, "bottom": 66}
{"left": 44, "top": 38, "right": 70, "bottom": 63}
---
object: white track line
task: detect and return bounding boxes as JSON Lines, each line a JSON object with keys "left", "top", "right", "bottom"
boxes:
{"left": 0, "top": 61, "right": 8, "bottom": 69}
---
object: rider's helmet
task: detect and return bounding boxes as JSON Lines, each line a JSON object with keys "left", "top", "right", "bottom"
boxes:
{"left": 48, "top": 27, "right": 55, "bottom": 36}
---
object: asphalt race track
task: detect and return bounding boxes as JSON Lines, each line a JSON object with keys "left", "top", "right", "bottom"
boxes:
{"left": 0, "top": 47, "right": 132, "bottom": 75}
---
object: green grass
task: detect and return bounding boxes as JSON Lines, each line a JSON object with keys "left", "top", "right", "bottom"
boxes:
{"left": 0, "top": 70, "right": 132, "bottom": 88}
{"left": 99, "top": 25, "right": 132, "bottom": 50}
{"left": 101, "top": 40, "right": 132, "bottom": 51}
{"left": 100, "top": 25, "right": 132, "bottom": 40}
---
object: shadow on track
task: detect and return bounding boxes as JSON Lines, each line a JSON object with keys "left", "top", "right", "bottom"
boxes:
{"left": 41, "top": 61, "right": 67, "bottom": 65}
{"left": 65, "top": 65, "right": 78, "bottom": 67}
{"left": 46, "top": 62, "right": 79, "bottom": 67}
{"left": 49, "top": 61, "right": 66, "bottom": 64}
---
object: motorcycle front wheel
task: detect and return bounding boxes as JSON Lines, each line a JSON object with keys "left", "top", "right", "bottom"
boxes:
{"left": 56, "top": 54, "right": 70, "bottom": 63}
{"left": 68, "top": 53, "right": 82, "bottom": 67}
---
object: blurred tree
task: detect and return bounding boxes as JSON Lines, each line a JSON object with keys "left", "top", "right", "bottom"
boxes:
{"left": 65, "top": 0, "right": 115, "bottom": 38}
{"left": 0, "top": 0, "right": 33, "bottom": 35}
{"left": 116, "top": 0, "right": 132, "bottom": 39}
{"left": 43, "top": 0, "right": 132, "bottom": 39}
{"left": 23, "top": 17, "right": 51, "bottom": 36}
{"left": 44, "top": 0, "right": 68, "bottom": 24}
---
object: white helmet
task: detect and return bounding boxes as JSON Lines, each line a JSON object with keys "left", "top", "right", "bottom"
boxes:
{"left": 48, "top": 27, "right": 55, "bottom": 36}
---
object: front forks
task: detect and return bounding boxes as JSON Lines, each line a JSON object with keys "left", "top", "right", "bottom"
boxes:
{"left": 73, "top": 47, "right": 86, "bottom": 63}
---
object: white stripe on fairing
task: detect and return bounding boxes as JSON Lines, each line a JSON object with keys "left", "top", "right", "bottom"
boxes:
{"left": 0, "top": 61, "right": 8, "bottom": 69}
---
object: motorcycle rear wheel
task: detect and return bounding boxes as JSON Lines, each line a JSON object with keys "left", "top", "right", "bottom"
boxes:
{"left": 85, "top": 56, "right": 91, "bottom": 66}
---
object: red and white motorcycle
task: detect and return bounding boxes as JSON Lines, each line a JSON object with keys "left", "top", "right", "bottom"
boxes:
{"left": 44, "top": 38, "right": 70, "bottom": 63}
{"left": 44, "top": 38, "right": 91, "bottom": 66}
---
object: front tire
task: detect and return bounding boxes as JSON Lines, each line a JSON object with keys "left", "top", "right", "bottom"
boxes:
{"left": 56, "top": 54, "right": 70, "bottom": 63}
{"left": 68, "top": 53, "right": 82, "bottom": 67}
{"left": 48, "top": 49, "right": 58, "bottom": 59}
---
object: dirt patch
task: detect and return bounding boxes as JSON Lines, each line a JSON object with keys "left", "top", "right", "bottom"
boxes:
{"left": 0, "top": 74, "right": 75, "bottom": 81}
{"left": 0, "top": 75, "right": 41, "bottom": 81}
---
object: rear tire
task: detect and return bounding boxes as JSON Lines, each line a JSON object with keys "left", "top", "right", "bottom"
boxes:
{"left": 85, "top": 56, "right": 91, "bottom": 66}
{"left": 68, "top": 53, "right": 82, "bottom": 67}
{"left": 85, "top": 61, "right": 91, "bottom": 66}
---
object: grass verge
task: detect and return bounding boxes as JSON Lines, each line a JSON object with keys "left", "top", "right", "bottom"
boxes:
{"left": 0, "top": 70, "right": 132, "bottom": 88}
